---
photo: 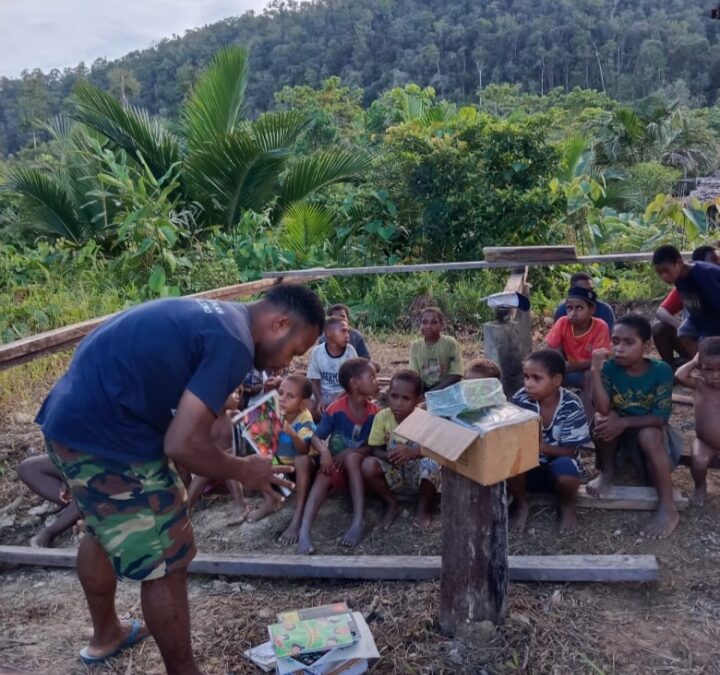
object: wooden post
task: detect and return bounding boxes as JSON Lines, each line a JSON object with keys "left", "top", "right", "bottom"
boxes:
{"left": 482, "top": 266, "right": 533, "bottom": 396}
{"left": 439, "top": 468, "right": 509, "bottom": 634}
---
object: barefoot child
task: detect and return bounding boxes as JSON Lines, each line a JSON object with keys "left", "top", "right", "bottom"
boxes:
{"left": 308, "top": 316, "right": 359, "bottom": 415}
{"left": 464, "top": 357, "right": 502, "bottom": 380}
{"left": 588, "top": 314, "right": 681, "bottom": 538}
{"left": 187, "top": 389, "right": 250, "bottom": 525}
{"left": 368, "top": 369, "right": 441, "bottom": 528}
{"left": 508, "top": 349, "right": 590, "bottom": 533}
{"left": 674, "top": 337, "right": 720, "bottom": 506}
{"left": 17, "top": 455, "right": 82, "bottom": 548}
{"left": 296, "top": 358, "right": 384, "bottom": 554}
{"left": 545, "top": 285, "right": 611, "bottom": 418}
{"left": 243, "top": 374, "right": 315, "bottom": 541}
{"left": 409, "top": 307, "right": 463, "bottom": 392}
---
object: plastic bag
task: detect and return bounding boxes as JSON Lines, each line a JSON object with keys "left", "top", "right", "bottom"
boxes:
{"left": 425, "top": 377, "right": 506, "bottom": 418}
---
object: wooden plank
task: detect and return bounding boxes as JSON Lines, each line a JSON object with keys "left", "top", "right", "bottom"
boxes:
{"left": 439, "top": 468, "right": 508, "bottom": 634}
{"left": 672, "top": 393, "right": 693, "bottom": 406}
{"left": 0, "top": 546, "right": 658, "bottom": 583}
{"left": 532, "top": 485, "right": 688, "bottom": 511}
{"left": 0, "top": 275, "right": 323, "bottom": 372}
{"left": 262, "top": 251, "right": 693, "bottom": 279}
{"left": 483, "top": 246, "right": 577, "bottom": 263}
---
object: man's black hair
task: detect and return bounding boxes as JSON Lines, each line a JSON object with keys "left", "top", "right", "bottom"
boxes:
{"left": 525, "top": 348, "right": 566, "bottom": 379}
{"left": 338, "top": 358, "right": 374, "bottom": 391}
{"left": 569, "top": 272, "right": 593, "bottom": 285}
{"left": 328, "top": 303, "right": 351, "bottom": 318}
{"left": 692, "top": 245, "right": 717, "bottom": 262}
{"left": 615, "top": 314, "right": 652, "bottom": 342}
{"left": 264, "top": 284, "right": 325, "bottom": 329}
{"left": 652, "top": 245, "right": 682, "bottom": 266}
{"left": 699, "top": 336, "right": 720, "bottom": 359}
{"left": 390, "top": 369, "right": 424, "bottom": 397}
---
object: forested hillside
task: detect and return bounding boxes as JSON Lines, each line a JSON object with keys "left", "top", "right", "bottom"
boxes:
{"left": 1, "top": 0, "right": 719, "bottom": 155}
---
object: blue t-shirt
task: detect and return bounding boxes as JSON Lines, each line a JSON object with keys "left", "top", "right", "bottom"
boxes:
{"left": 314, "top": 395, "right": 379, "bottom": 456}
{"left": 554, "top": 300, "right": 615, "bottom": 330}
{"left": 675, "top": 262, "right": 720, "bottom": 337}
{"left": 36, "top": 298, "right": 254, "bottom": 463}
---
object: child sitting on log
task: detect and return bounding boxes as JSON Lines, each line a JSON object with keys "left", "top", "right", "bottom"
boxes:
{"left": 17, "top": 454, "right": 82, "bottom": 548}
{"left": 464, "top": 357, "right": 502, "bottom": 380}
{"left": 545, "top": 285, "right": 611, "bottom": 418}
{"left": 588, "top": 314, "right": 681, "bottom": 539}
{"left": 368, "top": 369, "right": 441, "bottom": 528}
{"left": 409, "top": 307, "right": 463, "bottom": 393}
{"left": 307, "top": 316, "right": 358, "bottom": 416}
{"left": 509, "top": 349, "right": 590, "bottom": 533}
{"left": 674, "top": 336, "right": 720, "bottom": 506}
{"left": 296, "top": 358, "right": 385, "bottom": 554}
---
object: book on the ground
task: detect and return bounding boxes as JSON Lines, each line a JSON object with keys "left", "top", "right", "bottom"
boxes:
{"left": 243, "top": 641, "right": 276, "bottom": 672}
{"left": 269, "top": 614, "right": 357, "bottom": 658}
{"left": 276, "top": 603, "right": 350, "bottom": 624}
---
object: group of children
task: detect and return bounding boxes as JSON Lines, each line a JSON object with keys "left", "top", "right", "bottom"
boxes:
{"left": 17, "top": 244, "right": 720, "bottom": 549}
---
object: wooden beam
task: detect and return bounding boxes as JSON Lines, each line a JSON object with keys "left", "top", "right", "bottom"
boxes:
{"left": 483, "top": 246, "right": 577, "bottom": 263}
{"left": 533, "top": 485, "right": 689, "bottom": 511}
{"left": 262, "top": 251, "right": 693, "bottom": 280}
{"left": 0, "top": 275, "right": 323, "bottom": 372}
{"left": 0, "top": 546, "right": 658, "bottom": 583}
{"left": 672, "top": 393, "right": 693, "bottom": 406}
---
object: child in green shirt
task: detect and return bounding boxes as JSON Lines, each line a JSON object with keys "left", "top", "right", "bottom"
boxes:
{"left": 588, "top": 314, "right": 680, "bottom": 539}
{"left": 409, "top": 307, "right": 464, "bottom": 392}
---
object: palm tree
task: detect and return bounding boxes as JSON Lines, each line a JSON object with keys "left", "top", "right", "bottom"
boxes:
{"left": 69, "top": 47, "right": 370, "bottom": 233}
{"left": 5, "top": 47, "right": 370, "bottom": 243}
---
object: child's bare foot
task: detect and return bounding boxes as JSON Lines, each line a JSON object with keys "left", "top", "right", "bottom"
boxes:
{"left": 30, "top": 529, "right": 53, "bottom": 548}
{"left": 279, "top": 521, "right": 301, "bottom": 545}
{"left": 340, "top": 523, "right": 364, "bottom": 548}
{"left": 296, "top": 531, "right": 315, "bottom": 555}
{"left": 412, "top": 510, "right": 433, "bottom": 529}
{"left": 558, "top": 503, "right": 578, "bottom": 533}
{"left": 641, "top": 507, "right": 680, "bottom": 539}
{"left": 690, "top": 484, "right": 707, "bottom": 507}
{"left": 228, "top": 504, "right": 250, "bottom": 526}
{"left": 247, "top": 499, "right": 278, "bottom": 523}
{"left": 381, "top": 500, "right": 400, "bottom": 531}
{"left": 586, "top": 474, "right": 613, "bottom": 499}
{"left": 508, "top": 500, "right": 529, "bottom": 533}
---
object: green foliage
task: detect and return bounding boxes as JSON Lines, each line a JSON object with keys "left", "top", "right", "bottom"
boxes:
{"left": 628, "top": 162, "right": 682, "bottom": 204}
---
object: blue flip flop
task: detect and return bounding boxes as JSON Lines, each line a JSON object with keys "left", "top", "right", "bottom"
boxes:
{"left": 79, "top": 619, "right": 149, "bottom": 665}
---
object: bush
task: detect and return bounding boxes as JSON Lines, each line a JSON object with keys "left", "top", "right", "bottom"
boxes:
{"left": 629, "top": 162, "right": 681, "bottom": 203}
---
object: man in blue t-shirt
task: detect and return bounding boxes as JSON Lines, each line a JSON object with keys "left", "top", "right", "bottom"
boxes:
{"left": 554, "top": 271, "right": 615, "bottom": 330}
{"left": 653, "top": 245, "right": 720, "bottom": 357}
{"left": 36, "top": 284, "right": 324, "bottom": 672}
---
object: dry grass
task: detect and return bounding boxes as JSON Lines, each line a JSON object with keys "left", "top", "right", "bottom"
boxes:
{"left": 2, "top": 333, "right": 720, "bottom": 673}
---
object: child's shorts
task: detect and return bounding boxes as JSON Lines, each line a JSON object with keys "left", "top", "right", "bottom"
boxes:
{"left": 597, "top": 425, "right": 683, "bottom": 481}
{"left": 46, "top": 438, "right": 196, "bottom": 582}
{"left": 329, "top": 465, "right": 349, "bottom": 492}
{"left": 525, "top": 457, "right": 580, "bottom": 493}
{"left": 379, "top": 457, "right": 442, "bottom": 494}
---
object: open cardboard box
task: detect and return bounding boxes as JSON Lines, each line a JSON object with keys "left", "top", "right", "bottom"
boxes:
{"left": 395, "top": 403, "right": 541, "bottom": 486}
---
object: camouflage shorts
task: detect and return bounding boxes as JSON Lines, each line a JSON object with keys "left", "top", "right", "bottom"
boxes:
{"left": 46, "top": 439, "right": 196, "bottom": 581}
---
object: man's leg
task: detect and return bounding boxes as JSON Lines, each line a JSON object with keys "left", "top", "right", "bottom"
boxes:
{"left": 652, "top": 322, "right": 679, "bottom": 367}
{"left": 141, "top": 567, "right": 201, "bottom": 675}
{"left": 77, "top": 535, "right": 146, "bottom": 658}
{"left": 638, "top": 427, "right": 679, "bottom": 538}
{"left": 297, "top": 473, "right": 333, "bottom": 555}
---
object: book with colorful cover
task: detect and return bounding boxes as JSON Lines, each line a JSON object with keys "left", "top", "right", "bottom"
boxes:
{"left": 277, "top": 603, "right": 350, "bottom": 624}
{"left": 231, "top": 390, "right": 283, "bottom": 458}
{"left": 269, "top": 614, "right": 357, "bottom": 659}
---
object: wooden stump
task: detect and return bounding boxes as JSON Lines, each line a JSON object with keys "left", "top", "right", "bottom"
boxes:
{"left": 483, "top": 319, "right": 531, "bottom": 396}
{"left": 439, "top": 467, "right": 509, "bottom": 634}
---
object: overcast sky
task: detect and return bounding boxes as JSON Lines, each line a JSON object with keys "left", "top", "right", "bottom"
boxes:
{"left": 0, "top": 0, "right": 270, "bottom": 78}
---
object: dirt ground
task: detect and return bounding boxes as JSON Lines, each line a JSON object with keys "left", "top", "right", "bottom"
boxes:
{"left": 2, "top": 331, "right": 720, "bottom": 674}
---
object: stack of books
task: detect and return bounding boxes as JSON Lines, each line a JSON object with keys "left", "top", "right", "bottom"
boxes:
{"left": 243, "top": 602, "right": 379, "bottom": 675}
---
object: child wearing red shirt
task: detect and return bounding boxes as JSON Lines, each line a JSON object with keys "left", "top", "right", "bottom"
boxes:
{"left": 546, "top": 286, "right": 611, "bottom": 417}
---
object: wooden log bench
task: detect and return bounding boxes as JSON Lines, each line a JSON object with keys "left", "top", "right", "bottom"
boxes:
{"left": 532, "top": 485, "right": 688, "bottom": 511}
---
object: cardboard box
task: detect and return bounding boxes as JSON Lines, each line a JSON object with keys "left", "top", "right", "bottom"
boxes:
{"left": 395, "top": 403, "right": 540, "bottom": 486}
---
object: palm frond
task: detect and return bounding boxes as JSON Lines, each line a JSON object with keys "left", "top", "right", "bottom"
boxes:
{"left": 70, "top": 83, "right": 181, "bottom": 180}
{"left": 280, "top": 150, "right": 372, "bottom": 210}
{"left": 278, "top": 202, "right": 335, "bottom": 258}
{"left": 557, "top": 136, "right": 593, "bottom": 182}
{"left": 251, "top": 111, "right": 312, "bottom": 152}
{"left": 186, "top": 132, "right": 290, "bottom": 225}
{"left": 4, "top": 166, "right": 87, "bottom": 243}
{"left": 181, "top": 46, "right": 249, "bottom": 152}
